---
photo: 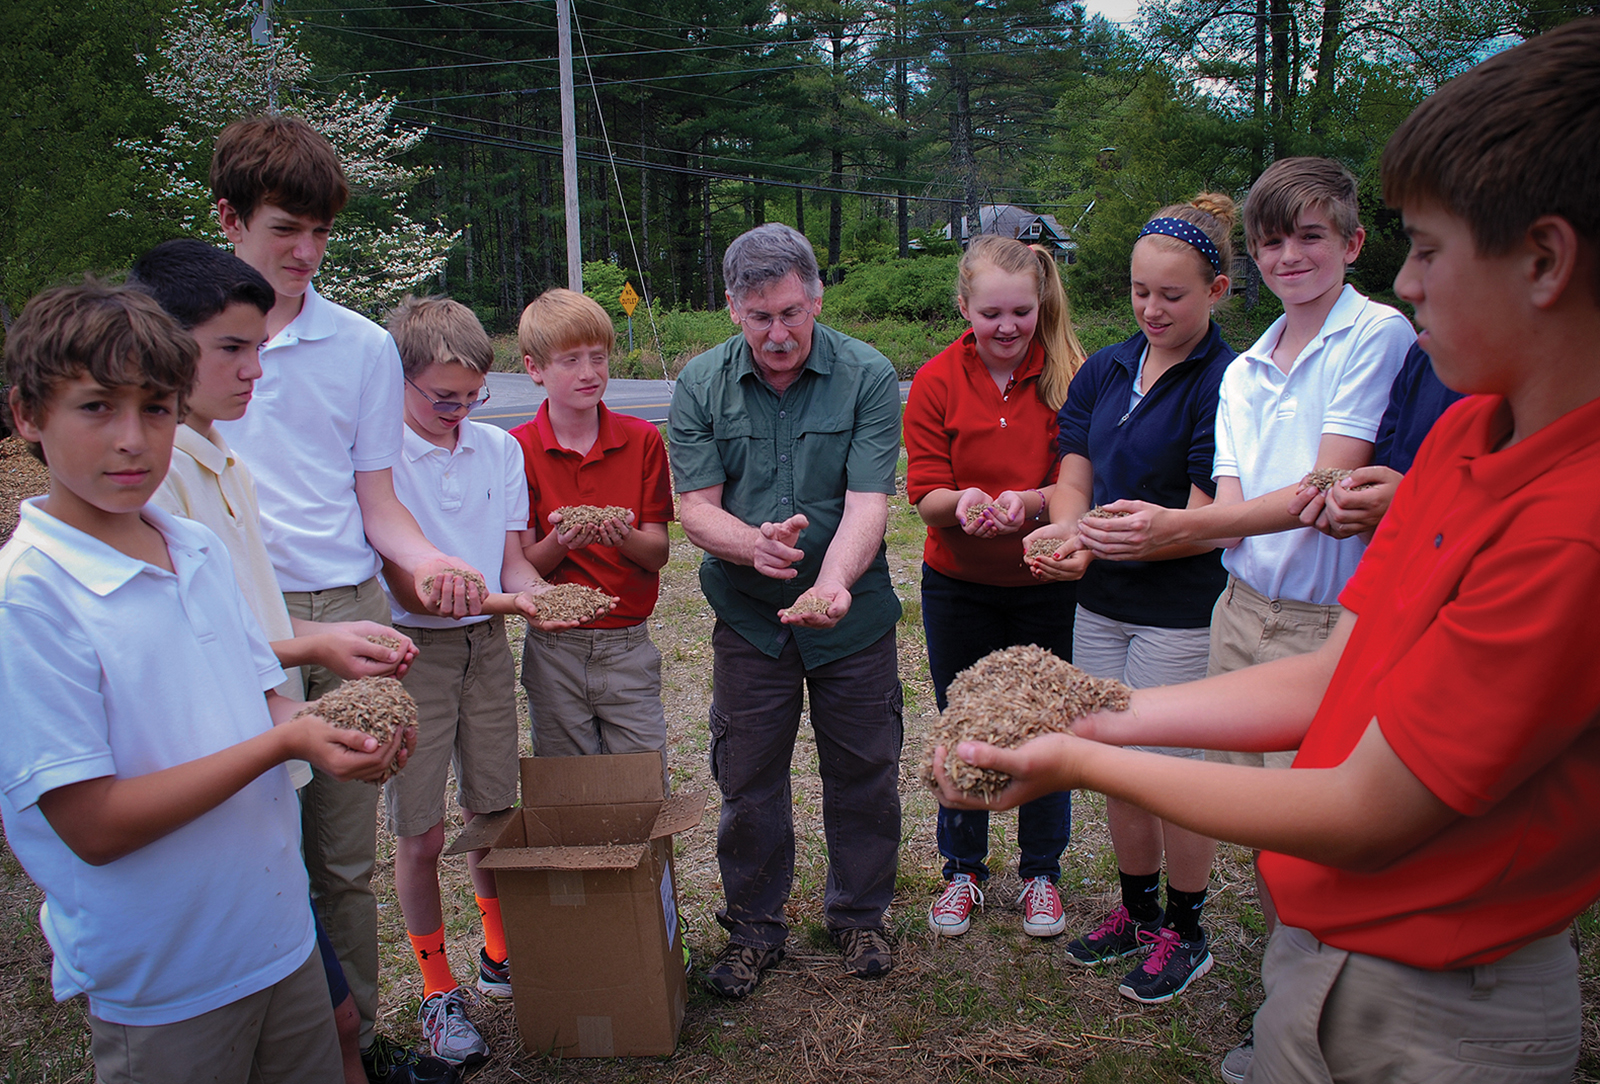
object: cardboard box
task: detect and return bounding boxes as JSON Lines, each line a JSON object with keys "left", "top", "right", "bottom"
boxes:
{"left": 447, "top": 752, "right": 705, "bottom": 1057}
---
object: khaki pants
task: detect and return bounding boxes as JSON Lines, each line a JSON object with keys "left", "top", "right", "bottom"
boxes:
{"left": 281, "top": 576, "right": 389, "bottom": 1048}
{"left": 1204, "top": 576, "right": 1341, "bottom": 770}
{"left": 1251, "top": 925, "right": 1580, "bottom": 1083}
{"left": 89, "top": 948, "right": 341, "bottom": 1084}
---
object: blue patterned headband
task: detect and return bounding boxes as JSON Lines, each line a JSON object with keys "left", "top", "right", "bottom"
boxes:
{"left": 1138, "top": 216, "right": 1222, "bottom": 274}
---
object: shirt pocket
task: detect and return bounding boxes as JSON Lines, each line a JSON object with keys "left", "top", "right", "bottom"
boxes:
{"left": 713, "top": 413, "right": 770, "bottom": 488}
{"left": 791, "top": 409, "right": 852, "bottom": 499}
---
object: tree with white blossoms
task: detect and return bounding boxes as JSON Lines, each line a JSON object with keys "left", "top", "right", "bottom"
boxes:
{"left": 128, "top": 1, "right": 456, "bottom": 315}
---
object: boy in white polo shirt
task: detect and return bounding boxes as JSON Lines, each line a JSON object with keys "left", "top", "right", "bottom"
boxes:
{"left": 210, "top": 116, "right": 484, "bottom": 1083}
{"left": 0, "top": 282, "right": 405, "bottom": 1084}
{"left": 381, "top": 295, "right": 585, "bottom": 1069}
{"left": 1074, "top": 157, "right": 1411, "bottom": 1075}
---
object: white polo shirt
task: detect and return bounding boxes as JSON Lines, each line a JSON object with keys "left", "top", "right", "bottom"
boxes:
{"left": 1213, "top": 285, "right": 1413, "bottom": 604}
{"left": 0, "top": 501, "right": 313, "bottom": 1026}
{"left": 386, "top": 418, "right": 530, "bottom": 630}
{"left": 216, "top": 283, "right": 404, "bottom": 593}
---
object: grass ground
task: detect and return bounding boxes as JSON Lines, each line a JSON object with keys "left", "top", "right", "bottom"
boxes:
{"left": 0, "top": 443, "right": 1596, "bottom": 1082}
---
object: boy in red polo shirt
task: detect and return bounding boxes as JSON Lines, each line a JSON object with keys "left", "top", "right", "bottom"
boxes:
{"left": 510, "top": 289, "right": 674, "bottom": 775}
{"left": 933, "top": 19, "right": 1600, "bottom": 1083}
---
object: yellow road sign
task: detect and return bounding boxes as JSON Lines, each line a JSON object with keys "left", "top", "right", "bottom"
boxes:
{"left": 620, "top": 282, "right": 640, "bottom": 316}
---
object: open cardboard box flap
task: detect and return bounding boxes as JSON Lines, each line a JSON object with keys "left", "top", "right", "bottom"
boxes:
{"left": 445, "top": 753, "right": 706, "bottom": 856}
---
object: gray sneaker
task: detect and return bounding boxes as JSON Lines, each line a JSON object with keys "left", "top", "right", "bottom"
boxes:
{"left": 418, "top": 988, "right": 489, "bottom": 1068}
{"left": 1219, "top": 1028, "right": 1254, "bottom": 1083}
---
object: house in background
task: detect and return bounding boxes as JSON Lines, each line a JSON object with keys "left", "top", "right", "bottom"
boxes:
{"left": 944, "top": 204, "right": 1076, "bottom": 262}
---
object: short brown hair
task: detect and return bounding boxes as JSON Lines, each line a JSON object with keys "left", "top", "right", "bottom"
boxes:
{"left": 1244, "top": 157, "right": 1361, "bottom": 254}
{"left": 387, "top": 295, "right": 493, "bottom": 379}
{"left": 1382, "top": 18, "right": 1600, "bottom": 279}
{"left": 517, "top": 288, "right": 615, "bottom": 370}
{"left": 5, "top": 281, "right": 197, "bottom": 463}
{"left": 210, "top": 115, "right": 349, "bottom": 225}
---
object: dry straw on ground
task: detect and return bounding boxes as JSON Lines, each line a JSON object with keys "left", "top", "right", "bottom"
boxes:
{"left": 553, "top": 504, "right": 631, "bottom": 529}
{"left": 293, "top": 677, "right": 417, "bottom": 774}
{"left": 780, "top": 594, "right": 832, "bottom": 618}
{"left": 419, "top": 566, "right": 489, "bottom": 598}
{"left": 524, "top": 583, "right": 612, "bottom": 623}
{"left": 922, "top": 645, "right": 1131, "bottom": 799}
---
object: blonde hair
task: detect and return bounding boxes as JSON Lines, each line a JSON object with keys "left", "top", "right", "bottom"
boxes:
{"left": 956, "top": 235, "right": 1086, "bottom": 411}
{"left": 517, "top": 288, "right": 616, "bottom": 370}
{"left": 386, "top": 294, "right": 493, "bottom": 378}
{"left": 1138, "top": 192, "right": 1239, "bottom": 284}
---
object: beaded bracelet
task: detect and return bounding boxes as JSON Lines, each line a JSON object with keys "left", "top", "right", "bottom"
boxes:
{"left": 1029, "top": 489, "right": 1047, "bottom": 521}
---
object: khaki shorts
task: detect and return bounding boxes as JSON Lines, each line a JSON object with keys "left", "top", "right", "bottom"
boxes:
{"left": 522, "top": 622, "right": 668, "bottom": 769}
{"left": 1073, "top": 605, "right": 1211, "bottom": 759}
{"left": 384, "top": 617, "right": 520, "bottom": 837}
{"left": 1204, "top": 576, "right": 1341, "bottom": 770}
{"left": 1252, "top": 925, "right": 1580, "bottom": 1082}
{"left": 89, "top": 948, "right": 340, "bottom": 1084}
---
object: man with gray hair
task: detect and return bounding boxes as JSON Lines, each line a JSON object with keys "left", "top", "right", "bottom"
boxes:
{"left": 669, "top": 223, "right": 904, "bottom": 998}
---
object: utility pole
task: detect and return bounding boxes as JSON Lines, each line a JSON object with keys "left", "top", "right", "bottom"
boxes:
{"left": 557, "top": 0, "right": 582, "bottom": 292}
{"left": 251, "top": 0, "right": 278, "bottom": 113}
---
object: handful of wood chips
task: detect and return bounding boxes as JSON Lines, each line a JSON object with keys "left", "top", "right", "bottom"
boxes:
{"left": 921, "top": 645, "right": 1131, "bottom": 800}
{"left": 523, "top": 583, "right": 613, "bottom": 624}
{"left": 553, "top": 504, "right": 631, "bottom": 529}
{"left": 293, "top": 677, "right": 417, "bottom": 775}
{"left": 418, "top": 566, "right": 489, "bottom": 599}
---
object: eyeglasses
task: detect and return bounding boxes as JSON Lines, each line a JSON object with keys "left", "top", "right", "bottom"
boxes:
{"left": 735, "top": 305, "right": 814, "bottom": 332}
{"left": 405, "top": 376, "right": 491, "bottom": 415}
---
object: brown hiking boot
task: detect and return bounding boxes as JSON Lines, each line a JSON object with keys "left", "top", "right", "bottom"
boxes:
{"left": 832, "top": 926, "right": 893, "bottom": 978}
{"left": 704, "top": 941, "right": 785, "bottom": 999}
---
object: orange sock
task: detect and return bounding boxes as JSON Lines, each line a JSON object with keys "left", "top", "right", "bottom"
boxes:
{"left": 408, "top": 927, "right": 455, "bottom": 997}
{"left": 477, "top": 895, "right": 507, "bottom": 965}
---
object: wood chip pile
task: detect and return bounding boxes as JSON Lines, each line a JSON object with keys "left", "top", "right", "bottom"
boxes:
{"left": 1025, "top": 537, "right": 1065, "bottom": 559}
{"left": 780, "top": 594, "right": 832, "bottom": 618}
{"left": 524, "top": 583, "right": 612, "bottom": 623}
{"left": 553, "top": 504, "right": 630, "bottom": 528}
{"left": 1302, "top": 467, "right": 1377, "bottom": 491}
{"left": 962, "top": 503, "right": 1000, "bottom": 526}
{"left": 419, "top": 567, "right": 488, "bottom": 598}
{"left": 294, "top": 676, "right": 417, "bottom": 774}
{"left": 921, "top": 645, "right": 1131, "bottom": 799}
{"left": 366, "top": 633, "right": 403, "bottom": 651}
{"left": 1083, "top": 506, "right": 1130, "bottom": 518}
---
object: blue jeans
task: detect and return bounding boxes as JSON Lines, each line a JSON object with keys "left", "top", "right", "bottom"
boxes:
{"left": 923, "top": 564, "right": 1076, "bottom": 882}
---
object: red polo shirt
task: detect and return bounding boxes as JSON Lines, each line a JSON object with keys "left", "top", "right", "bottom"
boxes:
{"left": 904, "top": 333, "right": 1062, "bottom": 587}
{"left": 1261, "top": 392, "right": 1600, "bottom": 969}
{"left": 509, "top": 402, "right": 674, "bottom": 627}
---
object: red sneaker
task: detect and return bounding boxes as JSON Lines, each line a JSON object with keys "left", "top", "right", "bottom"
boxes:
{"left": 927, "top": 873, "right": 984, "bottom": 937}
{"left": 1018, "top": 876, "right": 1066, "bottom": 937}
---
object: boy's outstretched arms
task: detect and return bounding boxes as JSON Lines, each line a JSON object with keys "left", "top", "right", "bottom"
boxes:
{"left": 932, "top": 611, "right": 1459, "bottom": 872}
{"left": 933, "top": 719, "right": 1454, "bottom": 872}
{"left": 354, "top": 467, "right": 488, "bottom": 618}
{"left": 36, "top": 691, "right": 407, "bottom": 867}
{"left": 276, "top": 619, "right": 418, "bottom": 679}
{"left": 1288, "top": 465, "right": 1405, "bottom": 541}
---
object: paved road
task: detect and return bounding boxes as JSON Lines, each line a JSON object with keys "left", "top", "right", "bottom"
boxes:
{"left": 474, "top": 372, "right": 912, "bottom": 431}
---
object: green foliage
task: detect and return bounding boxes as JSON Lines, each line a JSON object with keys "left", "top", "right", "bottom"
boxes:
{"left": 823, "top": 256, "right": 961, "bottom": 322}
{"left": 582, "top": 261, "right": 640, "bottom": 321}
{"left": 0, "top": 0, "right": 174, "bottom": 316}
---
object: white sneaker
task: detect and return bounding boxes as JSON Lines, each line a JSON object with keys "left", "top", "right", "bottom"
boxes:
{"left": 419, "top": 987, "right": 489, "bottom": 1068}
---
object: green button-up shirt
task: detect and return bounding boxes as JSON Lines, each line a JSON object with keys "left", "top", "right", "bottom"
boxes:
{"left": 669, "top": 324, "right": 902, "bottom": 667}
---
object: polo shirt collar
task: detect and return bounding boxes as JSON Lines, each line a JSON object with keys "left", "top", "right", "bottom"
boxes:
{"left": 402, "top": 417, "right": 482, "bottom": 462}
{"left": 11, "top": 499, "right": 210, "bottom": 597}
{"left": 1459, "top": 393, "right": 1600, "bottom": 500}
{"left": 960, "top": 331, "right": 1045, "bottom": 382}
{"left": 531, "top": 401, "right": 627, "bottom": 459}
{"left": 1242, "top": 285, "right": 1362, "bottom": 369}
{"left": 1109, "top": 322, "right": 1223, "bottom": 377}
{"left": 173, "top": 424, "right": 235, "bottom": 478}
{"left": 272, "top": 282, "right": 338, "bottom": 346}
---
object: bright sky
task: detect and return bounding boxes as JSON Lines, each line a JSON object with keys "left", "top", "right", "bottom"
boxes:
{"left": 1082, "top": 0, "right": 1144, "bottom": 29}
